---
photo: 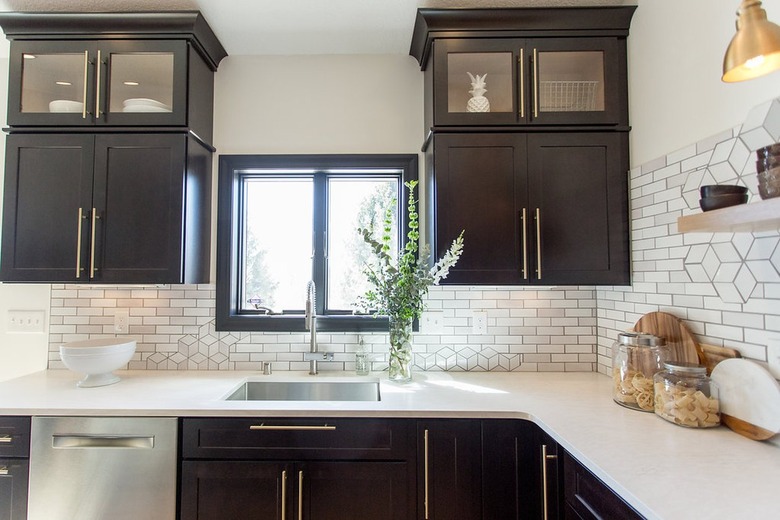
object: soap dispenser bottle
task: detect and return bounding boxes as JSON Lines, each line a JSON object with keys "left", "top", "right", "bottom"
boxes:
{"left": 355, "top": 336, "right": 370, "bottom": 376}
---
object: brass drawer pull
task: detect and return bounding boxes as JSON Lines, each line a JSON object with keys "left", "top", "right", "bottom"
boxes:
{"left": 249, "top": 424, "right": 336, "bottom": 431}
{"left": 298, "top": 470, "right": 304, "bottom": 520}
{"left": 424, "top": 429, "right": 430, "bottom": 519}
{"left": 281, "top": 470, "right": 287, "bottom": 520}
{"left": 0, "top": 466, "right": 8, "bottom": 475}
{"left": 0, "top": 434, "right": 12, "bottom": 443}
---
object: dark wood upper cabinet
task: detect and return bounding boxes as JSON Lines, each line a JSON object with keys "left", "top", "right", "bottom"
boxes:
{"left": 0, "top": 12, "right": 226, "bottom": 144}
{"left": 0, "top": 12, "right": 224, "bottom": 284}
{"left": 413, "top": 7, "right": 634, "bottom": 286}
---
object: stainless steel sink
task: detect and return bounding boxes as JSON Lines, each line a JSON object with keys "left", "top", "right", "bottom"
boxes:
{"left": 223, "top": 380, "right": 381, "bottom": 402}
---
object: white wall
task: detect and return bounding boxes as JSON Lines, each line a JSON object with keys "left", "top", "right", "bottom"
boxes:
{"left": 628, "top": 0, "right": 780, "bottom": 166}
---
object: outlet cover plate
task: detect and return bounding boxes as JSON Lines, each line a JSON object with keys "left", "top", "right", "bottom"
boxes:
{"left": 472, "top": 311, "right": 488, "bottom": 335}
{"left": 114, "top": 309, "right": 129, "bottom": 334}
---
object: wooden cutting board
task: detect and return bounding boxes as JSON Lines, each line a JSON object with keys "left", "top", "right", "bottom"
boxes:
{"left": 633, "top": 311, "right": 703, "bottom": 365}
{"left": 699, "top": 343, "right": 741, "bottom": 375}
{"left": 711, "top": 358, "right": 780, "bottom": 440}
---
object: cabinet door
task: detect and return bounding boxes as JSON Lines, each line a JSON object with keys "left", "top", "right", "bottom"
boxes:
{"left": 433, "top": 39, "right": 520, "bottom": 126}
{"left": 563, "top": 451, "right": 643, "bottom": 520}
{"left": 97, "top": 40, "right": 187, "bottom": 127}
{"left": 527, "top": 132, "right": 629, "bottom": 285}
{"left": 180, "top": 461, "right": 289, "bottom": 520}
{"left": 301, "top": 461, "right": 414, "bottom": 520}
{"left": 0, "top": 459, "right": 28, "bottom": 520}
{"left": 418, "top": 420, "right": 482, "bottom": 520}
{"left": 482, "top": 420, "right": 542, "bottom": 520}
{"left": 528, "top": 38, "right": 624, "bottom": 126}
{"left": 7, "top": 39, "right": 188, "bottom": 127}
{"left": 0, "top": 134, "right": 94, "bottom": 281}
{"left": 432, "top": 133, "right": 529, "bottom": 284}
{"left": 92, "top": 133, "right": 187, "bottom": 283}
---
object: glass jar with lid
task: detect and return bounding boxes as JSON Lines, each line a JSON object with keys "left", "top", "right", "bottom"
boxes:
{"left": 653, "top": 362, "right": 720, "bottom": 428}
{"left": 612, "top": 332, "right": 668, "bottom": 412}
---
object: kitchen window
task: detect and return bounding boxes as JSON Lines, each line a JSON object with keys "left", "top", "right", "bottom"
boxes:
{"left": 215, "top": 154, "right": 418, "bottom": 332}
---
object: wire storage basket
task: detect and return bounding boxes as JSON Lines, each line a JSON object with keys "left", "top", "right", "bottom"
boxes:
{"left": 540, "top": 80, "right": 598, "bottom": 111}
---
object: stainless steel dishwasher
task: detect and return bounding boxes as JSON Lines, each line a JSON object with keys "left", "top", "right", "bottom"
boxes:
{"left": 28, "top": 416, "right": 177, "bottom": 520}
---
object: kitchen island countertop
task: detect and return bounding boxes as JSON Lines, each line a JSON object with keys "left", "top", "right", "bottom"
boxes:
{"left": 0, "top": 369, "right": 777, "bottom": 519}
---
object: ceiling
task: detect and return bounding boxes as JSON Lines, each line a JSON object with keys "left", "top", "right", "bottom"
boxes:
{"left": 0, "top": 0, "right": 636, "bottom": 56}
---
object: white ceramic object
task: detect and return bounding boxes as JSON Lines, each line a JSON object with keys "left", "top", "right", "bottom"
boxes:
{"left": 122, "top": 98, "right": 171, "bottom": 110}
{"left": 122, "top": 104, "right": 171, "bottom": 113}
{"left": 48, "top": 99, "right": 84, "bottom": 113}
{"left": 60, "top": 338, "right": 136, "bottom": 388}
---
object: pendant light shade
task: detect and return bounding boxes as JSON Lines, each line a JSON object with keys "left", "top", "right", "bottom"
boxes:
{"left": 723, "top": 0, "right": 780, "bottom": 82}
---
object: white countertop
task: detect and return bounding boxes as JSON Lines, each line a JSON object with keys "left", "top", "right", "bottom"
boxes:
{"left": 0, "top": 369, "right": 778, "bottom": 520}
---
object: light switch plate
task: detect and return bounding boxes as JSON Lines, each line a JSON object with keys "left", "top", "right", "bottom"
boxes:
{"left": 7, "top": 310, "right": 46, "bottom": 333}
{"left": 421, "top": 311, "right": 445, "bottom": 334}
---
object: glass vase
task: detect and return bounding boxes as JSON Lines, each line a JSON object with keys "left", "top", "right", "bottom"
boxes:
{"left": 388, "top": 316, "right": 413, "bottom": 383}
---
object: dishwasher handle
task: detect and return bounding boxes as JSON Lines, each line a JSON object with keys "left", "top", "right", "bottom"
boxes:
{"left": 52, "top": 434, "right": 155, "bottom": 449}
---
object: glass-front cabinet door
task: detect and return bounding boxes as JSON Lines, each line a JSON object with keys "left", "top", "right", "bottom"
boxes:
{"left": 432, "top": 37, "right": 624, "bottom": 126}
{"left": 7, "top": 40, "right": 187, "bottom": 127}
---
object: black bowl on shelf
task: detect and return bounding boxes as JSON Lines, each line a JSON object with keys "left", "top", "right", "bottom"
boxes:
{"left": 699, "top": 184, "right": 748, "bottom": 198}
{"left": 699, "top": 193, "right": 748, "bottom": 212}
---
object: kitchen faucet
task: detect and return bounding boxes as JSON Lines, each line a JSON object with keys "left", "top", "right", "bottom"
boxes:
{"left": 303, "top": 280, "right": 332, "bottom": 374}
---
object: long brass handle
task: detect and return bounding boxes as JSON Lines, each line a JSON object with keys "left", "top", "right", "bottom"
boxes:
{"left": 298, "top": 470, "right": 304, "bottom": 520}
{"left": 0, "top": 466, "right": 7, "bottom": 475}
{"left": 249, "top": 424, "right": 336, "bottom": 431}
{"left": 521, "top": 208, "right": 528, "bottom": 280}
{"left": 535, "top": 208, "right": 542, "bottom": 280}
{"left": 518, "top": 48, "right": 524, "bottom": 119}
{"left": 75, "top": 208, "right": 84, "bottom": 279}
{"left": 281, "top": 470, "right": 287, "bottom": 520}
{"left": 541, "top": 444, "right": 558, "bottom": 520}
{"left": 0, "top": 434, "right": 12, "bottom": 443}
{"left": 81, "top": 50, "right": 89, "bottom": 119}
{"left": 424, "top": 429, "right": 430, "bottom": 520}
{"left": 95, "top": 50, "right": 102, "bottom": 119}
{"left": 89, "top": 208, "right": 98, "bottom": 279}
{"left": 532, "top": 48, "right": 539, "bottom": 119}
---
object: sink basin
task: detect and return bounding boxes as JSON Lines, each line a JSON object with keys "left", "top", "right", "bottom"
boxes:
{"left": 223, "top": 380, "right": 381, "bottom": 402}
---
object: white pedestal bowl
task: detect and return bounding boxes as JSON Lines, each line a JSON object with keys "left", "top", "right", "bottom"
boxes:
{"left": 60, "top": 338, "right": 137, "bottom": 388}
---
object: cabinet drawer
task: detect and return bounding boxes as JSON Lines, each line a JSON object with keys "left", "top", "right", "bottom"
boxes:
{"left": 0, "top": 417, "right": 30, "bottom": 458}
{"left": 182, "top": 418, "right": 413, "bottom": 461}
{"left": 563, "top": 451, "right": 643, "bottom": 520}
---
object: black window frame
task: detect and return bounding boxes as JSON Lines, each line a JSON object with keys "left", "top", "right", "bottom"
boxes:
{"left": 215, "top": 154, "right": 418, "bottom": 332}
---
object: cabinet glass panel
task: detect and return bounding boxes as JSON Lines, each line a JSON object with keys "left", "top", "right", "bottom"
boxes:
{"left": 537, "top": 51, "right": 605, "bottom": 113}
{"left": 447, "top": 52, "right": 513, "bottom": 114}
{"left": 108, "top": 52, "right": 174, "bottom": 114}
{"left": 20, "top": 52, "right": 87, "bottom": 114}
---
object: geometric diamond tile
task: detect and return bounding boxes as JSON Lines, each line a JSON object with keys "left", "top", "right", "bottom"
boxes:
{"left": 734, "top": 264, "right": 757, "bottom": 302}
{"left": 747, "top": 236, "right": 779, "bottom": 260}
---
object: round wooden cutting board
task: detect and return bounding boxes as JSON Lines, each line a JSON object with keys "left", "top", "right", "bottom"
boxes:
{"left": 633, "top": 311, "right": 703, "bottom": 365}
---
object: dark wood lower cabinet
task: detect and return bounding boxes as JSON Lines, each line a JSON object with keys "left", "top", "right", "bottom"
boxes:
{"left": 563, "top": 451, "right": 643, "bottom": 520}
{"left": 0, "top": 416, "right": 30, "bottom": 520}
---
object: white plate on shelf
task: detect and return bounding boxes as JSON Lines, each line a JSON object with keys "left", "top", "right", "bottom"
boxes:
{"left": 49, "top": 99, "right": 84, "bottom": 113}
{"left": 122, "top": 97, "right": 171, "bottom": 110}
{"left": 122, "top": 104, "right": 171, "bottom": 113}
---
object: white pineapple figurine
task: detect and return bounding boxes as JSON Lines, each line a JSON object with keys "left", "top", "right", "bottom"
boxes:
{"left": 466, "top": 72, "right": 490, "bottom": 113}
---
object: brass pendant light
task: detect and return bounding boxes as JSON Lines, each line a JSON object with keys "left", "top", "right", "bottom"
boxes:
{"left": 723, "top": 0, "right": 780, "bottom": 82}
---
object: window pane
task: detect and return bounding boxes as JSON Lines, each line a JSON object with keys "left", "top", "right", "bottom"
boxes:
{"left": 242, "top": 178, "right": 313, "bottom": 312}
{"left": 327, "top": 177, "right": 398, "bottom": 311}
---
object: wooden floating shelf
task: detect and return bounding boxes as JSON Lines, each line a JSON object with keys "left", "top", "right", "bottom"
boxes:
{"left": 677, "top": 197, "right": 780, "bottom": 233}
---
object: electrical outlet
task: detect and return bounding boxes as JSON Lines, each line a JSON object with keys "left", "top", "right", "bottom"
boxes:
{"left": 767, "top": 337, "right": 780, "bottom": 379}
{"left": 472, "top": 311, "right": 488, "bottom": 335}
{"left": 114, "top": 309, "right": 129, "bottom": 334}
{"left": 7, "top": 310, "right": 46, "bottom": 333}
{"left": 421, "top": 311, "right": 445, "bottom": 334}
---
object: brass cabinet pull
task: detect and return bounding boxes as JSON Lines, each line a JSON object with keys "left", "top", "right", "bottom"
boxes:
{"left": 281, "top": 470, "right": 287, "bottom": 520}
{"left": 535, "top": 208, "right": 542, "bottom": 279}
{"left": 298, "top": 470, "right": 304, "bottom": 520}
{"left": 518, "top": 48, "right": 525, "bottom": 119}
{"left": 81, "top": 51, "right": 89, "bottom": 119}
{"left": 249, "top": 424, "right": 336, "bottom": 431}
{"left": 0, "top": 466, "right": 7, "bottom": 475}
{"left": 0, "top": 434, "right": 12, "bottom": 443}
{"left": 532, "top": 48, "right": 539, "bottom": 119}
{"left": 521, "top": 208, "right": 528, "bottom": 280}
{"left": 89, "top": 208, "right": 98, "bottom": 279}
{"left": 541, "top": 444, "right": 558, "bottom": 520}
{"left": 95, "top": 50, "right": 102, "bottom": 119}
{"left": 424, "top": 429, "right": 430, "bottom": 520}
{"left": 75, "top": 208, "right": 84, "bottom": 279}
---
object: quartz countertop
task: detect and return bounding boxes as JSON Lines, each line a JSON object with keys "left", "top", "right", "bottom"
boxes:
{"left": 0, "top": 369, "right": 778, "bottom": 519}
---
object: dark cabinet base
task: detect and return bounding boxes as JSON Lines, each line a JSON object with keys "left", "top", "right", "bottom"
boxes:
{"left": 564, "top": 451, "right": 643, "bottom": 520}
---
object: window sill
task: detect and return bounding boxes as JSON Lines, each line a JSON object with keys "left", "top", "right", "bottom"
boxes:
{"left": 214, "top": 313, "right": 390, "bottom": 333}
